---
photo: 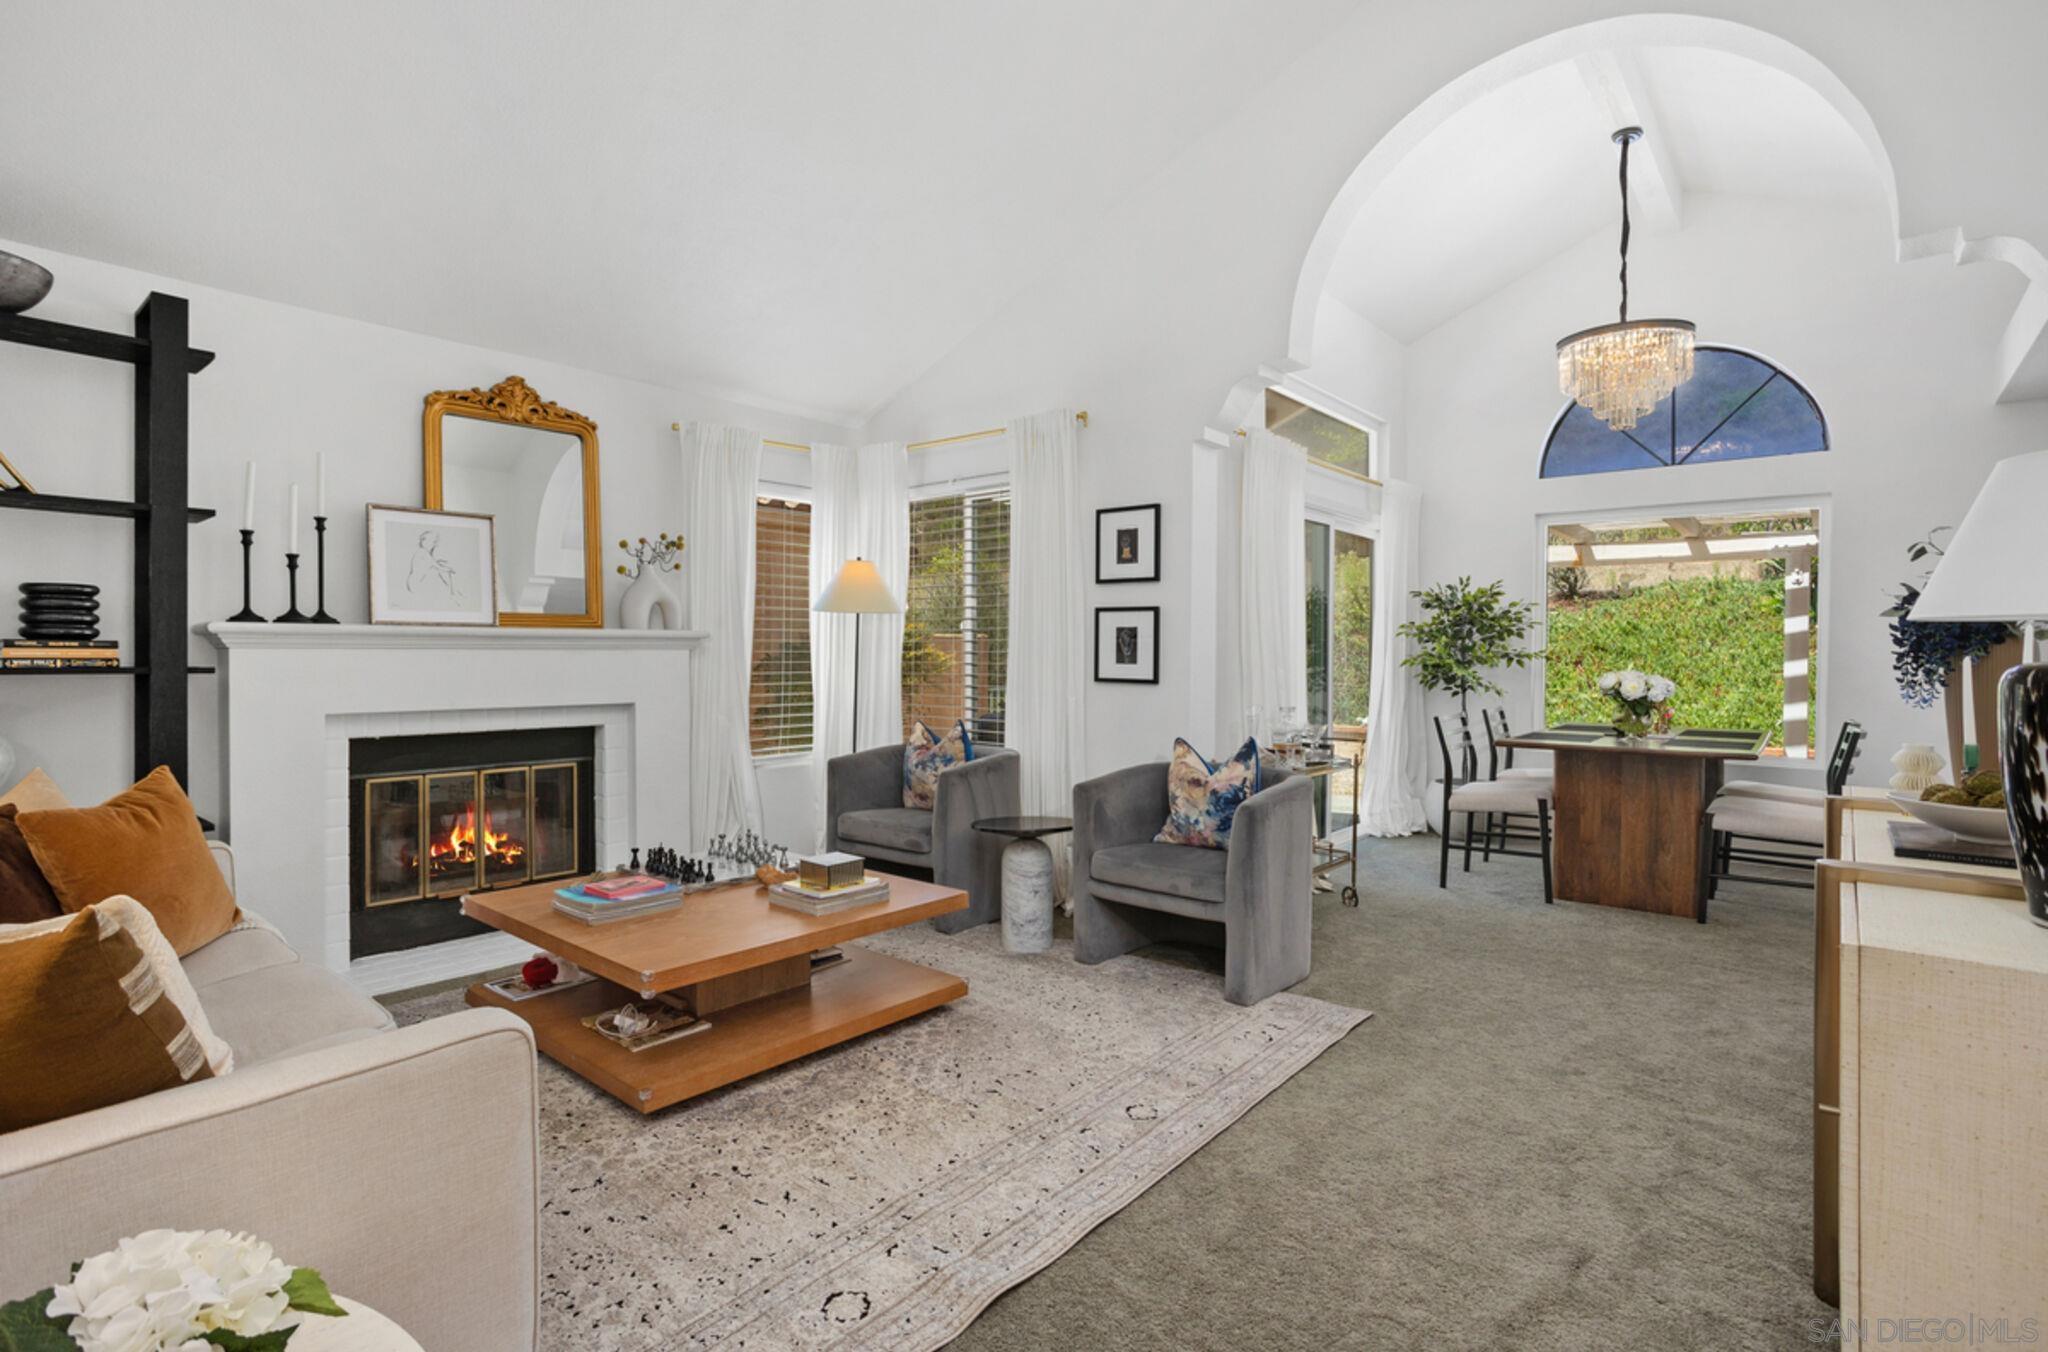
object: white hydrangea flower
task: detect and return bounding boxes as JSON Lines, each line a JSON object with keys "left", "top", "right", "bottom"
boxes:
{"left": 1597, "top": 671, "right": 1620, "bottom": 693}
{"left": 1618, "top": 672, "right": 1648, "bottom": 700}
{"left": 1647, "top": 675, "right": 1676, "bottom": 703}
{"left": 47, "top": 1230, "right": 301, "bottom": 1352}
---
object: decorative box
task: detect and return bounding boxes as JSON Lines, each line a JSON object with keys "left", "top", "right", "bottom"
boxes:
{"left": 799, "top": 851, "right": 866, "bottom": 892}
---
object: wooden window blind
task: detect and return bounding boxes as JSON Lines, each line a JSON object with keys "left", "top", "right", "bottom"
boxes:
{"left": 750, "top": 498, "right": 814, "bottom": 757}
{"left": 904, "top": 490, "right": 1010, "bottom": 745}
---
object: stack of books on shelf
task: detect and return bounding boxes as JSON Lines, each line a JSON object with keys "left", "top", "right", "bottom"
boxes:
{"left": 553, "top": 872, "right": 684, "bottom": 924}
{"left": 768, "top": 872, "right": 889, "bottom": 916}
{"left": 2, "top": 639, "right": 119, "bottom": 670}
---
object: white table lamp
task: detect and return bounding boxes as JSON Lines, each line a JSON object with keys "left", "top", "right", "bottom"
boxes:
{"left": 814, "top": 558, "right": 902, "bottom": 754}
{"left": 1910, "top": 447, "right": 2048, "bottom": 925}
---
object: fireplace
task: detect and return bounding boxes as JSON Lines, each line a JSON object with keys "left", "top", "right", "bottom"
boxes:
{"left": 348, "top": 727, "right": 596, "bottom": 958}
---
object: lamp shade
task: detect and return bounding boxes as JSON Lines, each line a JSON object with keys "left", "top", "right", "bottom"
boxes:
{"left": 1910, "top": 448, "right": 2048, "bottom": 623}
{"left": 814, "top": 558, "right": 901, "bottom": 615}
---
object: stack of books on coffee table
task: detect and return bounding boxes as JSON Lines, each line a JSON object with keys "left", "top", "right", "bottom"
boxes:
{"left": 768, "top": 873, "right": 890, "bottom": 916}
{"left": 553, "top": 872, "right": 684, "bottom": 924}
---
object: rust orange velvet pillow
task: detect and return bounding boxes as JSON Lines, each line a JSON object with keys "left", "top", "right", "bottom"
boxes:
{"left": 17, "top": 766, "right": 239, "bottom": 957}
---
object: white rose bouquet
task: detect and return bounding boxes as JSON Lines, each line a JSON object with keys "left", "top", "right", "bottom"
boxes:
{"left": 0, "top": 1230, "right": 343, "bottom": 1352}
{"left": 1597, "top": 669, "right": 1676, "bottom": 738}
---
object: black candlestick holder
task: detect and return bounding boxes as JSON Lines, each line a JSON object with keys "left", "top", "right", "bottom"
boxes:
{"left": 311, "top": 515, "right": 339, "bottom": 623}
{"left": 274, "top": 551, "right": 311, "bottom": 623}
{"left": 228, "top": 528, "right": 266, "bottom": 622}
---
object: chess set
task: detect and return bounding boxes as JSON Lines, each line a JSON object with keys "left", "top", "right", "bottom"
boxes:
{"left": 629, "top": 830, "right": 796, "bottom": 893}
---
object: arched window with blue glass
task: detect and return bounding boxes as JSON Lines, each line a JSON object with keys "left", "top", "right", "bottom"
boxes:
{"left": 1540, "top": 345, "right": 1828, "bottom": 478}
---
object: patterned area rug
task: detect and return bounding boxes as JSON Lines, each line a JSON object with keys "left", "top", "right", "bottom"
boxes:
{"left": 390, "top": 924, "right": 1368, "bottom": 1351}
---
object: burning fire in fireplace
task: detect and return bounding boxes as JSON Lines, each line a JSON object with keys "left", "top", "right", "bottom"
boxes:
{"left": 426, "top": 806, "right": 526, "bottom": 877}
{"left": 354, "top": 738, "right": 587, "bottom": 921}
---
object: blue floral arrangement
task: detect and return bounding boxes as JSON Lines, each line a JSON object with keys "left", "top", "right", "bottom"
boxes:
{"left": 1881, "top": 528, "right": 2015, "bottom": 708}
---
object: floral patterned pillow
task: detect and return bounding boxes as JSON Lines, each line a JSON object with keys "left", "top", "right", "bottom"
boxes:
{"left": 1155, "top": 737, "right": 1262, "bottom": 849}
{"left": 903, "top": 720, "right": 974, "bottom": 810}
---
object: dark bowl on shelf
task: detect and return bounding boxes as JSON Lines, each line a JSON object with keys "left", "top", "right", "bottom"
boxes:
{"left": 0, "top": 251, "right": 54, "bottom": 314}
{"left": 18, "top": 583, "right": 100, "bottom": 596}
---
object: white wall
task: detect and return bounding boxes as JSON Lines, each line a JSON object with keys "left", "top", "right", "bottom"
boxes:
{"left": 853, "top": 0, "right": 2048, "bottom": 784}
{"left": 851, "top": 5, "right": 2048, "bottom": 790}
{"left": 1402, "top": 192, "right": 2048, "bottom": 773}
{"left": 0, "top": 237, "right": 850, "bottom": 841}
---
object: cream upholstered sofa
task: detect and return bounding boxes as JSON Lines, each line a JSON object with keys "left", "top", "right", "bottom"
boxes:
{"left": 0, "top": 843, "right": 540, "bottom": 1352}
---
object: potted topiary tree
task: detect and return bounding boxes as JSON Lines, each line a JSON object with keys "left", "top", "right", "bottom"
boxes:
{"left": 1398, "top": 576, "right": 1541, "bottom": 783}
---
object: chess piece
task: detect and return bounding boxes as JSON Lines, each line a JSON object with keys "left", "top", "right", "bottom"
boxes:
{"left": 630, "top": 846, "right": 641, "bottom": 872}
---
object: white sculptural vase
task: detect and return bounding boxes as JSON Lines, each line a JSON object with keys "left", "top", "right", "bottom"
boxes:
{"left": 620, "top": 570, "right": 682, "bottom": 630}
{"left": 1887, "top": 742, "right": 1945, "bottom": 793}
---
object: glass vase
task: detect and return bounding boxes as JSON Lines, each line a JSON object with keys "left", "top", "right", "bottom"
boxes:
{"left": 1614, "top": 711, "right": 1653, "bottom": 741}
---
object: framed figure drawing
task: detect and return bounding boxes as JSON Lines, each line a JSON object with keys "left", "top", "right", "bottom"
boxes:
{"left": 1094, "top": 606, "right": 1160, "bottom": 684}
{"left": 1095, "top": 503, "right": 1160, "bottom": 584}
{"left": 367, "top": 505, "right": 499, "bottom": 626}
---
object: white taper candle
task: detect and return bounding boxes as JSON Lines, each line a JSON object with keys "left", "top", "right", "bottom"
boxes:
{"left": 316, "top": 452, "right": 327, "bottom": 517}
{"left": 242, "top": 461, "right": 256, "bottom": 531}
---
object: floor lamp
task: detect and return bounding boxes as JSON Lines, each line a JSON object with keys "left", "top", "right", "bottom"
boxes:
{"left": 814, "top": 557, "right": 903, "bottom": 756}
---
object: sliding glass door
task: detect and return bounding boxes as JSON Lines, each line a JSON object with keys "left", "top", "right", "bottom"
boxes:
{"left": 1304, "top": 520, "right": 1372, "bottom": 834}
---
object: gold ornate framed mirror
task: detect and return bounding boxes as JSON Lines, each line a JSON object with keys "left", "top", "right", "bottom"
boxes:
{"left": 424, "top": 376, "right": 602, "bottom": 627}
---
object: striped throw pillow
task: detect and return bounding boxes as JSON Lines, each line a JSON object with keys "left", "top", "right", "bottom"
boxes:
{"left": 0, "top": 899, "right": 229, "bottom": 1132}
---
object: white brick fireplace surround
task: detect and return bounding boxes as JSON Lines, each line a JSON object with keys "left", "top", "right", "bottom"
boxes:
{"left": 202, "top": 622, "right": 703, "bottom": 992}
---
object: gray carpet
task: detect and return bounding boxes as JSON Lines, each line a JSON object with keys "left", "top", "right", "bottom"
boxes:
{"left": 945, "top": 833, "right": 1834, "bottom": 1351}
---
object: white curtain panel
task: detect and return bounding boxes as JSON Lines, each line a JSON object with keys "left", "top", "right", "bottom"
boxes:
{"left": 808, "top": 442, "right": 909, "bottom": 845}
{"left": 1005, "top": 408, "right": 1087, "bottom": 902}
{"left": 1238, "top": 429, "right": 1309, "bottom": 739}
{"left": 1358, "top": 478, "right": 1431, "bottom": 836}
{"left": 683, "top": 422, "right": 765, "bottom": 849}
{"left": 809, "top": 443, "right": 861, "bottom": 790}
{"left": 854, "top": 442, "right": 910, "bottom": 751}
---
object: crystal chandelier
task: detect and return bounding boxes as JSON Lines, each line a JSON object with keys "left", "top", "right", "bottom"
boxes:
{"left": 1557, "top": 127, "right": 1696, "bottom": 431}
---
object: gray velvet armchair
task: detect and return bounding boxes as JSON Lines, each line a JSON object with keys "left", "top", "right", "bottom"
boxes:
{"left": 826, "top": 743, "right": 1021, "bottom": 933}
{"left": 1072, "top": 760, "right": 1313, "bottom": 1005}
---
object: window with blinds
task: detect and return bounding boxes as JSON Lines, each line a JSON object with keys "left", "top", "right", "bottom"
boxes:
{"left": 750, "top": 498, "right": 814, "bottom": 757}
{"left": 903, "top": 490, "right": 1010, "bottom": 746}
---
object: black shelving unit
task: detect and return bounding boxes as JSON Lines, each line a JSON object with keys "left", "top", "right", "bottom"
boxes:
{"left": 0, "top": 491, "right": 214, "bottom": 523}
{"left": 0, "top": 667, "right": 218, "bottom": 677}
{"left": 0, "top": 292, "right": 215, "bottom": 787}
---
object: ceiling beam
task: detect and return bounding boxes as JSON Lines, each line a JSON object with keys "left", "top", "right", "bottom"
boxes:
{"left": 1573, "top": 50, "right": 1683, "bottom": 233}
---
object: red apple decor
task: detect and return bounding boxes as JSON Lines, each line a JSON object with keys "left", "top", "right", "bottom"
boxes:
{"left": 522, "top": 954, "right": 559, "bottom": 989}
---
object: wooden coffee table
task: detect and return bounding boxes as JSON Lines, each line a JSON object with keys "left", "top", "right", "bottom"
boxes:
{"left": 463, "top": 871, "right": 967, "bottom": 1113}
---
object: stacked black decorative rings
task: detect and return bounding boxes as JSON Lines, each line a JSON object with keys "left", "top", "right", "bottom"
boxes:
{"left": 18, "top": 583, "right": 101, "bottom": 641}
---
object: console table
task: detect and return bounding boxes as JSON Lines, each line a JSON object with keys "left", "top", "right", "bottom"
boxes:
{"left": 1813, "top": 792, "right": 2039, "bottom": 1317}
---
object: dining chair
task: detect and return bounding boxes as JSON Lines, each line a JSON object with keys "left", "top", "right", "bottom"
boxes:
{"left": 1477, "top": 709, "right": 1554, "bottom": 860}
{"left": 1702, "top": 720, "right": 1864, "bottom": 906}
{"left": 1484, "top": 708, "right": 1556, "bottom": 781}
{"left": 1434, "top": 715, "right": 1552, "bottom": 902}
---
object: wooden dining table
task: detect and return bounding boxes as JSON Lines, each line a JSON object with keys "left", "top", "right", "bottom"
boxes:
{"left": 1495, "top": 726, "right": 1772, "bottom": 920}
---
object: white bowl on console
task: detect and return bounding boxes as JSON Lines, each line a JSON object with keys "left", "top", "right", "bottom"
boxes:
{"left": 1886, "top": 790, "right": 2013, "bottom": 843}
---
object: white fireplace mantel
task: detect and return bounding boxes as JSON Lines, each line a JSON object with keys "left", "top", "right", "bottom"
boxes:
{"left": 200, "top": 621, "right": 704, "bottom": 988}
{"left": 203, "top": 621, "right": 707, "bottom": 652}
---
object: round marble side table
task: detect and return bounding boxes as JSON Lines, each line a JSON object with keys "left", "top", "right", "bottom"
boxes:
{"left": 972, "top": 815, "right": 1074, "bottom": 954}
{"left": 293, "top": 1297, "right": 425, "bottom": 1351}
